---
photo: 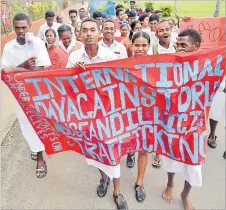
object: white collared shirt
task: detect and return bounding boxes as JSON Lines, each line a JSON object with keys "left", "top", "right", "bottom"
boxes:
{"left": 2, "top": 37, "right": 51, "bottom": 68}
{"left": 99, "top": 39, "right": 128, "bottom": 59}
{"left": 158, "top": 42, "right": 176, "bottom": 54}
{"left": 66, "top": 44, "right": 118, "bottom": 68}
{"left": 38, "top": 22, "right": 61, "bottom": 41}
{"left": 58, "top": 39, "right": 76, "bottom": 54}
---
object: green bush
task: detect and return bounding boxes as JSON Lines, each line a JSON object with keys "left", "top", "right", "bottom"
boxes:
{"left": 160, "top": 5, "right": 174, "bottom": 17}
{"left": 27, "top": 0, "right": 60, "bottom": 21}
{"left": 144, "top": 2, "right": 154, "bottom": 10}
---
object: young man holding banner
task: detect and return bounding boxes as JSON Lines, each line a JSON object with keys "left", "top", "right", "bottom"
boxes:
{"left": 162, "top": 29, "right": 202, "bottom": 210}
{"left": 66, "top": 18, "right": 128, "bottom": 210}
{"left": 2, "top": 13, "right": 51, "bottom": 178}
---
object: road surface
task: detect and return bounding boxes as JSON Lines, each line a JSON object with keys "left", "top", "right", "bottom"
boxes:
{"left": 1, "top": 121, "right": 225, "bottom": 209}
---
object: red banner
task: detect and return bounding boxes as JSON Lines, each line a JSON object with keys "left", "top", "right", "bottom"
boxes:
{"left": 180, "top": 17, "right": 226, "bottom": 49}
{"left": 2, "top": 47, "right": 225, "bottom": 166}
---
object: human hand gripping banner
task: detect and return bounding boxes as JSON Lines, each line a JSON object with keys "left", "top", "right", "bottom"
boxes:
{"left": 2, "top": 47, "right": 225, "bottom": 166}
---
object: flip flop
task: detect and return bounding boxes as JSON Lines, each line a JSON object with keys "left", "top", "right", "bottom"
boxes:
{"left": 152, "top": 155, "right": 162, "bottom": 168}
{"left": 36, "top": 161, "right": 47, "bottom": 178}
{"left": 207, "top": 136, "right": 217, "bottom": 149}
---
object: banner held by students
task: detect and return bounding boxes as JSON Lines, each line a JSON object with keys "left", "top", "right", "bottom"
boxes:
{"left": 2, "top": 47, "right": 225, "bottom": 167}
{"left": 180, "top": 17, "right": 226, "bottom": 49}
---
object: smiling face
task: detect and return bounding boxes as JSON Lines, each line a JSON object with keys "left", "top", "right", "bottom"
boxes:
{"left": 103, "top": 21, "right": 115, "bottom": 40}
{"left": 176, "top": 35, "right": 200, "bottom": 53}
{"left": 60, "top": 31, "right": 72, "bottom": 48}
{"left": 155, "top": 22, "right": 171, "bottom": 43}
{"left": 132, "top": 37, "right": 150, "bottom": 57}
{"left": 149, "top": 20, "right": 158, "bottom": 32}
{"left": 132, "top": 22, "right": 142, "bottom": 32}
{"left": 80, "top": 21, "right": 99, "bottom": 45}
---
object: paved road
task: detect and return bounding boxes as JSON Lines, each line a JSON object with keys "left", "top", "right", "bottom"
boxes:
{"left": 1, "top": 121, "right": 225, "bottom": 210}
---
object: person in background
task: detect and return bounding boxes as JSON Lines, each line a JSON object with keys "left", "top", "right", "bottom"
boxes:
{"left": 74, "top": 27, "right": 81, "bottom": 41}
{"left": 102, "top": 14, "right": 107, "bottom": 22}
{"left": 93, "top": 11, "right": 103, "bottom": 25}
{"left": 78, "top": 7, "right": 87, "bottom": 22}
{"left": 168, "top": 18, "right": 179, "bottom": 33}
{"left": 68, "top": 9, "right": 78, "bottom": 36}
{"left": 162, "top": 29, "right": 202, "bottom": 210}
{"left": 168, "top": 18, "right": 179, "bottom": 44}
{"left": 38, "top": 10, "right": 61, "bottom": 42}
{"left": 120, "top": 24, "right": 129, "bottom": 38}
{"left": 129, "top": 31, "right": 151, "bottom": 203}
{"left": 145, "top": 7, "right": 153, "bottom": 17}
{"left": 45, "top": 28, "right": 58, "bottom": 50}
{"left": 99, "top": 19, "right": 128, "bottom": 59}
{"left": 149, "top": 14, "right": 159, "bottom": 32}
{"left": 121, "top": 20, "right": 142, "bottom": 57}
{"left": 66, "top": 18, "right": 128, "bottom": 210}
{"left": 116, "top": 8, "right": 125, "bottom": 23}
{"left": 138, "top": 14, "right": 149, "bottom": 29}
{"left": 115, "top": 4, "right": 124, "bottom": 11}
{"left": 125, "top": 0, "right": 139, "bottom": 16}
{"left": 2, "top": 13, "right": 51, "bottom": 178}
{"left": 57, "top": 24, "right": 81, "bottom": 54}
{"left": 208, "top": 75, "right": 225, "bottom": 150}
{"left": 127, "top": 11, "right": 137, "bottom": 25}
{"left": 154, "top": 10, "right": 162, "bottom": 19}
{"left": 56, "top": 15, "right": 63, "bottom": 24}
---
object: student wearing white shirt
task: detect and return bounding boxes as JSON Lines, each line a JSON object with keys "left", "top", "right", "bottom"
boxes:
{"left": 162, "top": 29, "right": 202, "bottom": 210}
{"left": 2, "top": 13, "right": 51, "bottom": 178}
{"left": 152, "top": 20, "right": 176, "bottom": 55}
{"left": 57, "top": 25, "right": 81, "bottom": 54}
{"left": 99, "top": 19, "right": 128, "bottom": 60}
{"left": 38, "top": 10, "right": 61, "bottom": 42}
{"left": 68, "top": 9, "right": 78, "bottom": 38}
{"left": 66, "top": 18, "right": 128, "bottom": 210}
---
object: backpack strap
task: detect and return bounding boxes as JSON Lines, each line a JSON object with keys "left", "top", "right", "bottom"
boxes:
{"left": 152, "top": 42, "right": 159, "bottom": 55}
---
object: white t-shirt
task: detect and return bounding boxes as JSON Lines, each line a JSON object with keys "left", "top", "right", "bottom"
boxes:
{"left": 2, "top": 36, "right": 51, "bottom": 153}
{"left": 66, "top": 43, "right": 120, "bottom": 179}
{"left": 99, "top": 39, "right": 128, "bottom": 59}
{"left": 157, "top": 42, "right": 176, "bottom": 54}
{"left": 66, "top": 44, "right": 118, "bottom": 68}
{"left": 38, "top": 22, "right": 61, "bottom": 42}
{"left": 2, "top": 37, "right": 51, "bottom": 68}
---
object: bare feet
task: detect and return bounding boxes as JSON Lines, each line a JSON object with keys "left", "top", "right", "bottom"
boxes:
{"left": 181, "top": 192, "right": 195, "bottom": 210}
{"left": 162, "top": 187, "right": 173, "bottom": 203}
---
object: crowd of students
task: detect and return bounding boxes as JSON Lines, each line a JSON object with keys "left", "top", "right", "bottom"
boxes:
{"left": 1, "top": 1, "right": 225, "bottom": 210}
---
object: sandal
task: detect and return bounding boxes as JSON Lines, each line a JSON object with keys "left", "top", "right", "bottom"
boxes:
{"left": 97, "top": 177, "right": 110, "bottom": 198}
{"left": 207, "top": 136, "right": 217, "bottom": 149}
{"left": 126, "top": 153, "right": 135, "bottom": 168}
{"left": 113, "top": 193, "right": 128, "bottom": 210}
{"left": 152, "top": 155, "right": 162, "bottom": 168}
{"left": 36, "top": 161, "right": 47, "bottom": 178}
{"left": 31, "top": 152, "right": 37, "bottom": 161}
{"left": 135, "top": 184, "right": 146, "bottom": 203}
